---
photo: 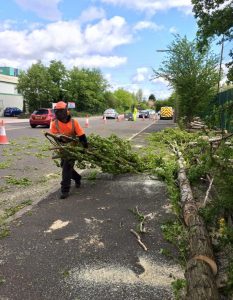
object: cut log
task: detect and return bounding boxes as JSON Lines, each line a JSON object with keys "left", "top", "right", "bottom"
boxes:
{"left": 172, "top": 142, "right": 219, "bottom": 299}
{"left": 185, "top": 260, "right": 219, "bottom": 300}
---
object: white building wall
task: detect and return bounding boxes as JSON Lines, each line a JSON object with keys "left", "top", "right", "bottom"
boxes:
{"left": 0, "top": 81, "right": 17, "bottom": 94}
{"left": 0, "top": 74, "right": 24, "bottom": 116}
{"left": 0, "top": 94, "right": 23, "bottom": 116}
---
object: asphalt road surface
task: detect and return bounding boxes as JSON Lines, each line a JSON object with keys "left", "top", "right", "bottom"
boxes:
{"left": 4, "top": 116, "right": 156, "bottom": 140}
{"left": 0, "top": 118, "right": 180, "bottom": 300}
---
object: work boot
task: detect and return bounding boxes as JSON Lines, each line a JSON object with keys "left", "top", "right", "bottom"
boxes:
{"left": 60, "top": 192, "right": 69, "bottom": 199}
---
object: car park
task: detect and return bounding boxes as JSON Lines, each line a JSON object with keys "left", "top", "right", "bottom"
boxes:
{"left": 103, "top": 108, "right": 119, "bottom": 119}
{"left": 29, "top": 108, "right": 55, "bottom": 128}
{"left": 4, "top": 107, "right": 22, "bottom": 117}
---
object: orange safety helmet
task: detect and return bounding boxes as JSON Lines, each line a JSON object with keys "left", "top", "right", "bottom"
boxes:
{"left": 54, "top": 101, "right": 67, "bottom": 110}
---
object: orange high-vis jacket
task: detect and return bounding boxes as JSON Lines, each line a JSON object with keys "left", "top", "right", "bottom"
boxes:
{"left": 50, "top": 118, "right": 84, "bottom": 137}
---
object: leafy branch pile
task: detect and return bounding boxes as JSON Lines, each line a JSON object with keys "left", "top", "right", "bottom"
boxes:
{"left": 147, "top": 128, "right": 233, "bottom": 225}
{"left": 45, "top": 133, "right": 147, "bottom": 175}
{"left": 147, "top": 127, "right": 233, "bottom": 296}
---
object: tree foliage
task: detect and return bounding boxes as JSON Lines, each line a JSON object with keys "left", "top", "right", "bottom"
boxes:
{"left": 148, "top": 94, "right": 156, "bottom": 101}
{"left": 64, "top": 67, "right": 108, "bottom": 113}
{"left": 155, "top": 94, "right": 175, "bottom": 112}
{"left": 153, "top": 35, "right": 219, "bottom": 122}
{"left": 46, "top": 133, "right": 146, "bottom": 174}
{"left": 135, "top": 89, "right": 143, "bottom": 102}
{"left": 17, "top": 61, "right": 109, "bottom": 113}
{"left": 113, "top": 88, "right": 136, "bottom": 112}
{"left": 47, "top": 60, "right": 68, "bottom": 102}
{"left": 192, "top": 0, "right": 233, "bottom": 82}
{"left": 17, "top": 60, "right": 138, "bottom": 114}
{"left": 17, "top": 61, "right": 53, "bottom": 112}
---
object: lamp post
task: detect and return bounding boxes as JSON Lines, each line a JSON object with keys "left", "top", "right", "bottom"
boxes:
{"left": 156, "top": 49, "right": 171, "bottom": 53}
{"left": 156, "top": 49, "right": 178, "bottom": 122}
{"left": 217, "top": 35, "right": 225, "bottom": 132}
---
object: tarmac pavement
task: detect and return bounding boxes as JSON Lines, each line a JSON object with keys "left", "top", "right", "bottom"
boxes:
{"left": 0, "top": 117, "right": 29, "bottom": 124}
{"left": 0, "top": 122, "right": 182, "bottom": 300}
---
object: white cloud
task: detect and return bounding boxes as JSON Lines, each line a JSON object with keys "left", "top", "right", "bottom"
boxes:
{"left": 0, "top": 19, "right": 17, "bottom": 31}
{"left": 84, "top": 16, "right": 133, "bottom": 54}
{"left": 132, "top": 67, "right": 149, "bottom": 83}
{"left": 104, "top": 79, "right": 172, "bottom": 100}
{"left": 0, "top": 17, "right": 131, "bottom": 69}
{"left": 65, "top": 55, "right": 127, "bottom": 68}
{"left": 220, "top": 62, "right": 229, "bottom": 86}
{"left": 177, "top": 6, "right": 193, "bottom": 15}
{"left": 100, "top": 0, "right": 193, "bottom": 15}
{"left": 79, "top": 6, "right": 106, "bottom": 24}
{"left": 15, "top": 0, "right": 62, "bottom": 21}
{"left": 169, "top": 26, "right": 177, "bottom": 34}
{"left": 150, "top": 76, "right": 172, "bottom": 99}
{"left": 0, "top": 57, "right": 37, "bottom": 69}
{"left": 154, "top": 88, "right": 173, "bottom": 99}
{"left": 104, "top": 73, "right": 112, "bottom": 82}
{"left": 151, "top": 77, "right": 169, "bottom": 85}
{"left": 134, "top": 21, "right": 164, "bottom": 32}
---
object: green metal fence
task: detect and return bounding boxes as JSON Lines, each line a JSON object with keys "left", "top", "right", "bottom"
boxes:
{"left": 214, "top": 89, "right": 233, "bottom": 132}
{"left": 203, "top": 88, "right": 233, "bottom": 132}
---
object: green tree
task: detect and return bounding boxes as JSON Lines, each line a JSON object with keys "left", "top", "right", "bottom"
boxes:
{"left": 137, "top": 101, "right": 149, "bottom": 110}
{"left": 17, "top": 62, "right": 109, "bottom": 114}
{"left": 148, "top": 94, "right": 156, "bottom": 101}
{"left": 17, "top": 61, "right": 52, "bottom": 112}
{"left": 65, "top": 67, "right": 108, "bottom": 113}
{"left": 148, "top": 94, "right": 156, "bottom": 109}
{"left": 155, "top": 100, "right": 171, "bottom": 112}
{"left": 113, "top": 88, "right": 135, "bottom": 112}
{"left": 103, "top": 91, "right": 118, "bottom": 109}
{"left": 192, "top": 0, "right": 233, "bottom": 82}
{"left": 153, "top": 35, "right": 219, "bottom": 122}
{"left": 47, "top": 60, "right": 68, "bottom": 102}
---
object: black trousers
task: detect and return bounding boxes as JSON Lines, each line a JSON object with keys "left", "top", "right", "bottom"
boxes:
{"left": 60, "top": 159, "right": 81, "bottom": 193}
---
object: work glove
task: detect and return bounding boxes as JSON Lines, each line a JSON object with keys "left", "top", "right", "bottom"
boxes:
{"left": 79, "top": 134, "right": 88, "bottom": 149}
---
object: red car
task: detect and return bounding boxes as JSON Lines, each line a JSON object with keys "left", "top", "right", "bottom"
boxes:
{"left": 29, "top": 108, "right": 55, "bottom": 128}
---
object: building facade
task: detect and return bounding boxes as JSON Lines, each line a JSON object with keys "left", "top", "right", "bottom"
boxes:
{"left": 0, "top": 67, "right": 23, "bottom": 116}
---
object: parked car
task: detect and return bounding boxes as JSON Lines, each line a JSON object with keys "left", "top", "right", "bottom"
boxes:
{"left": 124, "top": 112, "right": 133, "bottom": 121}
{"left": 29, "top": 108, "right": 55, "bottom": 128}
{"left": 147, "top": 109, "right": 156, "bottom": 116}
{"left": 138, "top": 110, "right": 150, "bottom": 118}
{"left": 103, "top": 108, "right": 119, "bottom": 119}
{"left": 4, "top": 107, "right": 22, "bottom": 117}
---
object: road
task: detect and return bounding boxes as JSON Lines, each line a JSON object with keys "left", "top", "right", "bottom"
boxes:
{"left": 0, "top": 117, "right": 165, "bottom": 217}
{"left": 0, "top": 118, "right": 181, "bottom": 300}
{"left": 3, "top": 116, "right": 155, "bottom": 140}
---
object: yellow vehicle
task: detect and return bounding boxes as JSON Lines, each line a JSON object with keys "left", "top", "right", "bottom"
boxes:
{"left": 160, "top": 106, "right": 173, "bottom": 120}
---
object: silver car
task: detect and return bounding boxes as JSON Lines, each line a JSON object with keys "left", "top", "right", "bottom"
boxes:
{"left": 103, "top": 108, "right": 119, "bottom": 119}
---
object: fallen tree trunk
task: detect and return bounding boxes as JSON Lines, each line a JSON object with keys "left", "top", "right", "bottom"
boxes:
{"left": 171, "top": 142, "right": 219, "bottom": 299}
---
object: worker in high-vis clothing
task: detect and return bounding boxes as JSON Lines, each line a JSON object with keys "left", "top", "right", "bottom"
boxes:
{"left": 133, "top": 107, "right": 138, "bottom": 121}
{"left": 50, "top": 101, "right": 88, "bottom": 199}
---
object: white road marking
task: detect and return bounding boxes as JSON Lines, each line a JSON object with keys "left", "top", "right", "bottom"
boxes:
{"left": 128, "top": 122, "right": 155, "bottom": 140}
{"left": 5, "top": 126, "right": 30, "bottom": 130}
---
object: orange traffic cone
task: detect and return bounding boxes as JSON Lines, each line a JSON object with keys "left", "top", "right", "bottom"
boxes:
{"left": 103, "top": 116, "right": 107, "bottom": 124}
{"left": 0, "top": 120, "right": 9, "bottom": 144}
{"left": 85, "top": 115, "right": 89, "bottom": 128}
{"left": 142, "top": 114, "right": 145, "bottom": 121}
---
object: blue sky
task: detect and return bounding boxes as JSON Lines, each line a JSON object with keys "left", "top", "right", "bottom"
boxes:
{"left": 0, "top": 0, "right": 225, "bottom": 100}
